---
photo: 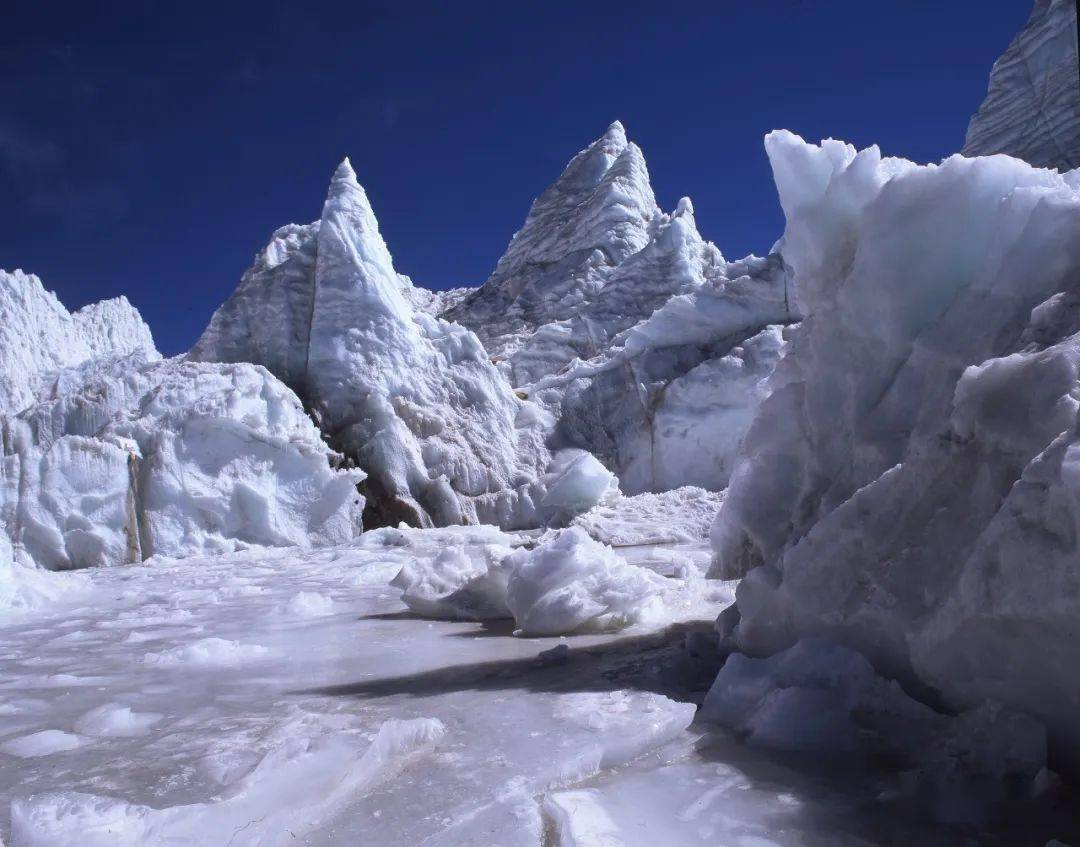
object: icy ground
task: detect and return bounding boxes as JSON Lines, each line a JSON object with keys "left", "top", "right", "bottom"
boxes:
{"left": 1, "top": 528, "right": 1076, "bottom": 847}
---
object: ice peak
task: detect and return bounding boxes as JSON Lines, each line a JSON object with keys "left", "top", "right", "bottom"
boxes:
{"left": 603, "top": 120, "right": 627, "bottom": 145}
{"left": 333, "top": 156, "right": 357, "bottom": 183}
{"left": 321, "top": 156, "right": 381, "bottom": 235}
{"left": 675, "top": 197, "right": 694, "bottom": 217}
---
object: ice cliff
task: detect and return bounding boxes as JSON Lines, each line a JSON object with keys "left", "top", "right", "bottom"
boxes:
{"left": 0, "top": 275, "right": 363, "bottom": 570}
{"left": 963, "top": 0, "right": 1080, "bottom": 170}
{"left": 712, "top": 130, "right": 1080, "bottom": 772}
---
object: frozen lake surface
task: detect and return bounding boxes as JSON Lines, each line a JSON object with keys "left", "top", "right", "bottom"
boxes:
{"left": 1, "top": 527, "right": 1076, "bottom": 846}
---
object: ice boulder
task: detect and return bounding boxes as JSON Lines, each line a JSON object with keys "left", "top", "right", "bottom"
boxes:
{"left": 192, "top": 160, "right": 566, "bottom": 530}
{"left": 712, "top": 130, "right": 1080, "bottom": 771}
{"left": 393, "top": 526, "right": 727, "bottom": 636}
{"left": 963, "top": 0, "right": 1080, "bottom": 171}
{"left": 0, "top": 269, "right": 157, "bottom": 416}
{"left": 504, "top": 527, "right": 672, "bottom": 635}
{"left": 390, "top": 543, "right": 514, "bottom": 621}
{"left": 2, "top": 352, "right": 364, "bottom": 569}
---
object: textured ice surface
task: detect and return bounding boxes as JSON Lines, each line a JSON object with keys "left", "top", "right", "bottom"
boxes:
{"left": 701, "top": 640, "right": 1054, "bottom": 825}
{"left": 192, "top": 161, "right": 576, "bottom": 530}
{"left": 548, "top": 313, "right": 793, "bottom": 495}
{"left": 0, "top": 528, "right": 711, "bottom": 846}
{"left": 712, "top": 130, "right": 1080, "bottom": 771}
{"left": 0, "top": 270, "right": 156, "bottom": 416}
{"left": 393, "top": 525, "right": 732, "bottom": 636}
{"left": 1, "top": 528, "right": 1075, "bottom": 845}
{"left": 1, "top": 351, "right": 363, "bottom": 571}
{"left": 443, "top": 121, "right": 660, "bottom": 370}
{"left": 963, "top": 0, "right": 1080, "bottom": 171}
{"left": 573, "top": 487, "right": 724, "bottom": 546}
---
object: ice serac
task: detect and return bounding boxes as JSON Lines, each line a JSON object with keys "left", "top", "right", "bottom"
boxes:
{"left": 193, "top": 160, "right": 580, "bottom": 530}
{"left": 963, "top": 0, "right": 1080, "bottom": 170}
{"left": 443, "top": 121, "right": 661, "bottom": 373}
{"left": 191, "top": 223, "right": 320, "bottom": 394}
{"left": 442, "top": 123, "right": 797, "bottom": 495}
{"left": 0, "top": 270, "right": 157, "bottom": 415}
{"left": 1, "top": 352, "right": 364, "bottom": 570}
{"left": 0, "top": 269, "right": 362, "bottom": 570}
{"left": 543, "top": 249, "right": 795, "bottom": 494}
{"left": 712, "top": 130, "right": 1080, "bottom": 770}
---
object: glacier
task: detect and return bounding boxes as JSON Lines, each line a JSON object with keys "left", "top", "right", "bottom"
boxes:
{"left": 446, "top": 123, "right": 798, "bottom": 495}
{"left": 4, "top": 1, "right": 1080, "bottom": 840}
{"left": 442, "top": 120, "right": 661, "bottom": 375}
{"left": 0, "top": 270, "right": 156, "bottom": 416}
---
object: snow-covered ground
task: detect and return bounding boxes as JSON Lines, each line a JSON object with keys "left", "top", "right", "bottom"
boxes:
{"left": 3, "top": 527, "right": 1075, "bottom": 846}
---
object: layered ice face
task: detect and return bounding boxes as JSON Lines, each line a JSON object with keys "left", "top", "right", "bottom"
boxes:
{"left": 963, "top": 0, "right": 1080, "bottom": 171}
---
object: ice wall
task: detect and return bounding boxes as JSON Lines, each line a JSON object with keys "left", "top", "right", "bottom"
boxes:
{"left": 712, "top": 130, "right": 1080, "bottom": 770}
{"left": 1, "top": 353, "right": 364, "bottom": 569}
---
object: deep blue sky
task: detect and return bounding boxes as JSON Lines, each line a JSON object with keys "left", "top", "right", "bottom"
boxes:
{"left": 2, "top": 1, "right": 1029, "bottom": 354}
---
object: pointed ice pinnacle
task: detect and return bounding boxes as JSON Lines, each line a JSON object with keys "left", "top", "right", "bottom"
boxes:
{"left": 442, "top": 122, "right": 660, "bottom": 361}
{"left": 193, "top": 158, "right": 572, "bottom": 530}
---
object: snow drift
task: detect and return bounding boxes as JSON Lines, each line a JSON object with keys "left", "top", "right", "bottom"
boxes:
{"left": 712, "top": 130, "right": 1080, "bottom": 771}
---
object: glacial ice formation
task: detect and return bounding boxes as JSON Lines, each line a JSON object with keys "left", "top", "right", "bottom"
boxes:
{"left": 443, "top": 121, "right": 661, "bottom": 371}
{"left": 392, "top": 525, "right": 731, "bottom": 636}
{"left": 542, "top": 256, "right": 794, "bottom": 494}
{"left": 701, "top": 639, "right": 1049, "bottom": 824}
{"left": 571, "top": 486, "right": 724, "bottom": 546}
{"left": 963, "top": 0, "right": 1080, "bottom": 171}
{"left": 192, "top": 160, "right": 586, "bottom": 530}
{"left": 0, "top": 270, "right": 157, "bottom": 416}
{"left": 444, "top": 122, "right": 798, "bottom": 495}
{"left": 0, "top": 285, "right": 364, "bottom": 570}
{"left": 712, "top": 129, "right": 1080, "bottom": 770}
